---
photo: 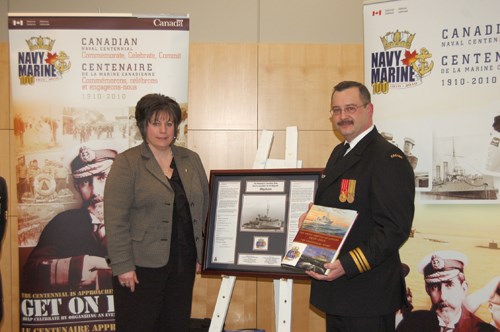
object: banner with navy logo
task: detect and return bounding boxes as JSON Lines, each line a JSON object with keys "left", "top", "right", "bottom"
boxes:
{"left": 364, "top": 1, "right": 500, "bottom": 330}
{"left": 364, "top": 0, "right": 500, "bottom": 204}
{"left": 9, "top": 14, "right": 189, "bottom": 331}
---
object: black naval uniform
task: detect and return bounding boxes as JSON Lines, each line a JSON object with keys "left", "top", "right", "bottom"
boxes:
{"left": 23, "top": 208, "right": 109, "bottom": 292}
{"left": 311, "top": 127, "right": 415, "bottom": 321}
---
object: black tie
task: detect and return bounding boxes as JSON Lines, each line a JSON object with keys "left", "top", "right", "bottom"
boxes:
{"left": 340, "top": 143, "right": 350, "bottom": 158}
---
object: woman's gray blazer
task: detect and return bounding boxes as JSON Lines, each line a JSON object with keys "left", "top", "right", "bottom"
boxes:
{"left": 104, "top": 142, "right": 209, "bottom": 276}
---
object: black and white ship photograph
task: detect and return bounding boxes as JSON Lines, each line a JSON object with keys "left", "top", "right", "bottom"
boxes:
{"left": 421, "top": 135, "right": 499, "bottom": 203}
{"left": 240, "top": 194, "right": 286, "bottom": 232}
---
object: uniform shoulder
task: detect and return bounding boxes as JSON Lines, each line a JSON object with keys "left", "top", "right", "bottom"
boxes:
{"left": 373, "top": 134, "right": 405, "bottom": 156}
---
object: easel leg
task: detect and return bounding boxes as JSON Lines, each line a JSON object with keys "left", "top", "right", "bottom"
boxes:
{"left": 274, "top": 278, "right": 293, "bottom": 332}
{"left": 209, "top": 275, "right": 236, "bottom": 332}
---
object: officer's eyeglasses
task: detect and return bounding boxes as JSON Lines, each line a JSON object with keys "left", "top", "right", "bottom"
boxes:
{"left": 330, "top": 104, "right": 367, "bottom": 116}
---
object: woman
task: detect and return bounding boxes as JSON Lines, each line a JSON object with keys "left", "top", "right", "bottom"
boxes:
{"left": 104, "top": 94, "right": 209, "bottom": 331}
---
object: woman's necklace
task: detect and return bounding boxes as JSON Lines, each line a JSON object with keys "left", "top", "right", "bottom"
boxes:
{"left": 163, "top": 150, "right": 174, "bottom": 178}
{"left": 152, "top": 147, "right": 173, "bottom": 178}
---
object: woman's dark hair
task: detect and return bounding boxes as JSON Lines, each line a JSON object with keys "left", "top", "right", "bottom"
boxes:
{"left": 135, "top": 93, "right": 182, "bottom": 143}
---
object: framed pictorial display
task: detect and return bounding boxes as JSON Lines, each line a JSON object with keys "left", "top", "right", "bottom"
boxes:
{"left": 202, "top": 168, "right": 323, "bottom": 279}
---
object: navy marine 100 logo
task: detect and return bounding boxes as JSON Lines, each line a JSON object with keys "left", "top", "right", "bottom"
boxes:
{"left": 371, "top": 29, "right": 434, "bottom": 94}
{"left": 17, "top": 36, "right": 72, "bottom": 85}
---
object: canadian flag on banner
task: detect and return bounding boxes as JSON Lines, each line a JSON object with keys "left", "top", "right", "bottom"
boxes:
{"left": 372, "top": 10, "right": 382, "bottom": 16}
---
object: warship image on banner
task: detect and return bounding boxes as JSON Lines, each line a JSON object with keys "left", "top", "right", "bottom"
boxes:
{"left": 422, "top": 138, "right": 498, "bottom": 200}
{"left": 476, "top": 240, "right": 500, "bottom": 250}
{"left": 242, "top": 203, "right": 284, "bottom": 230}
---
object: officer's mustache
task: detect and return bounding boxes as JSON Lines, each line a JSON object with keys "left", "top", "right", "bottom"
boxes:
{"left": 337, "top": 120, "right": 353, "bottom": 126}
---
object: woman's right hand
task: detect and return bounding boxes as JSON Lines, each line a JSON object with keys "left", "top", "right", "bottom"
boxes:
{"left": 118, "top": 271, "right": 139, "bottom": 292}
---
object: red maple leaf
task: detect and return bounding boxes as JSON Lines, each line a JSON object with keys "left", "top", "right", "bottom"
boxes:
{"left": 402, "top": 50, "right": 417, "bottom": 67}
{"left": 45, "top": 52, "right": 58, "bottom": 65}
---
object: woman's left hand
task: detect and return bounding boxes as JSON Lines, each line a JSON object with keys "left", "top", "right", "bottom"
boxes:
{"left": 118, "top": 270, "right": 139, "bottom": 292}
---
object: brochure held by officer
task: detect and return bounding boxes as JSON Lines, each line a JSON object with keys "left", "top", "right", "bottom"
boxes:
{"left": 281, "top": 204, "right": 358, "bottom": 275}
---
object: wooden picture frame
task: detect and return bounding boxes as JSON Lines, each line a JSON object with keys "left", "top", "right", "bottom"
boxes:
{"left": 202, "top": 168, "right": 323, "bottom": 279}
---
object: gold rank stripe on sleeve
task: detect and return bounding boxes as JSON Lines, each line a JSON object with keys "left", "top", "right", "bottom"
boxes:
{"left": 349, "top": 247, "right": 371, "bottom": 273}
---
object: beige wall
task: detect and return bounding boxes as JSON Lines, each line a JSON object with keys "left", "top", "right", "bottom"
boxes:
{"left": 1, "top": 1, "right": 364, "bottom": 331}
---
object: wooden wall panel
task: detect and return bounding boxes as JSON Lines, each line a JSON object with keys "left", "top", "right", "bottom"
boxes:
{"left": 188, "top": 43, "right": 259, "bottom": 131}
{"left": 257, "top": 44, "right": 364, "bottom": 131}
{"left": 225, "top": 277, "right": 258, "bottom": 329}
{"left": 188, "top": 130, "right": 258, "bottom": 172}
{"left": 0, "top": 43, "right": 9, "bottom": 129}
{"left": 191, "top": 275, "right": 219, "bottom": 319}
{"left": 0, "top": 131, "right": 9, "bottom": 191}
{"left": 290, "top": 281, "right": 326, "bottom": 332}
{"left": 266, "top": 130, "right": 343, "bottom": 169}
{"left": 192, "top": 275, "right": 259, "bottom": 330}
{"left": 254, "top": 279, "right": 273, "bottom": 329}
{"left": 255, "top": 279, "right": 326, "bottom": 332}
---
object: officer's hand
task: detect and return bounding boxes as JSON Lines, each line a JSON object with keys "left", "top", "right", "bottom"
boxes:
{"left": 306, "top": 260, "right": 345, "bottom": 282}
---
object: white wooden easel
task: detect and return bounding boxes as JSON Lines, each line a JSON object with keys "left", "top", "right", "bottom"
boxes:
{"left": 209, "top": 127, "right": 300, "bottom": 332}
